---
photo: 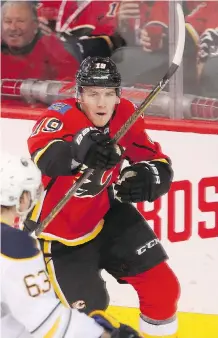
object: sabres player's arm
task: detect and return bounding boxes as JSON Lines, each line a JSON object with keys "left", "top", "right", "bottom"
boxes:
{"left": 28, "top": 102, "right": 123, "bottom": 178}
{"left": 115, "top": 104, "right": 173, "bottom": 203}
{"left": 1, "top": 230, "right": 140, "bottom": 337}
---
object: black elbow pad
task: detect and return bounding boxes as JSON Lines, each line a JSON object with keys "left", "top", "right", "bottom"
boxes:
{"left": 34, "top": 141, "right": 77, "bottom": 177}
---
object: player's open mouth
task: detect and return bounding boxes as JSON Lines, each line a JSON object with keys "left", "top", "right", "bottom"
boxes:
{"left": 96, "top": 112, "right": 106, "bottom": 116}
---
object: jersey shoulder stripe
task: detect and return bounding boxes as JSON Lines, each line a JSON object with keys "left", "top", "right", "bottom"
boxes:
{"left": 0, "top": 222, "right": 40, "bottom": 260}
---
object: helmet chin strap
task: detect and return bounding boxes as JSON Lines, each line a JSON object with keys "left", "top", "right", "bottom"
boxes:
{"left": 75, "top": 85, "right": 80, "bottom": 100}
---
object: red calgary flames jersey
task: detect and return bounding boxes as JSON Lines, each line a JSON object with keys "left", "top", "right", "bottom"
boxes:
{"left": 37, "top": 0, "right": 119, "bottom": 36}
{"left": 1, "top": 34, "right": 79, "bottom": 81}
{"left": 28, "top": 98, "right": 168, "bottom": 245}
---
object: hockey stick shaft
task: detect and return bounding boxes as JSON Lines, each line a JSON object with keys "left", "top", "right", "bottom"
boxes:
{"left": 35, "top": 4, "right": 185, "bottom": 236}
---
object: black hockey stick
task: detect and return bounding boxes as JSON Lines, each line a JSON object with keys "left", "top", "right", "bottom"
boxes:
{"left": 33, "top": 4, "right": 185, "bottom": 236}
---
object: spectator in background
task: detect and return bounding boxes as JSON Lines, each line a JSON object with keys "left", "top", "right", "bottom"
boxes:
{"left": 117, "top": 1, "right": 203, "bottom": 54}
{"left": 113, "top": 1, "right": 171, "bottom": 86}
{"left": 1, "top": 1, "right": 79, "bottom": 81}
{"left": 114, "top": 0, "right": 201, "bottom": 94}
{"left": 107, "top": 1, "right": 170, "bottom": 85}
{"left": 36, "top": 0, "right": 126, "bottom": 61}
{"left": 186, "top": 1, "right": 218, "bottom": 99}
{"left": 198, "top": 27, "right": 218, "bottom": 99}
{"left": 117, "top": 0, "right": 168, "bottom": 52}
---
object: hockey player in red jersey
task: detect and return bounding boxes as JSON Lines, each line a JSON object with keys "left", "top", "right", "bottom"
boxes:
{"left": 27, "top": 56, "right": 180, "bottom": 337}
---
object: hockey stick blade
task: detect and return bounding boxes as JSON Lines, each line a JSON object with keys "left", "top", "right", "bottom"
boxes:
{"left": 34, "top": 4, "right": 185, "bottom": 236}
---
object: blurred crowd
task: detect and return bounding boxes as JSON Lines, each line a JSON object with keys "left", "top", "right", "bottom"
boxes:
{"left": 1, "top": 0, "right": 218, "bottom": 111}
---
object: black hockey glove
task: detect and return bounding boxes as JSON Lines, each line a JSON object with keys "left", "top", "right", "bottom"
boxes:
{"left": 199, "top": 28, "right": 218, "bottom": 62}
{"left": 90, "top": 311, "right": 142, "bottom": 338}
{"left": 23, "top": 219, "right": 40, "bottom": 234}
{"left": 71, "top": 127, "right": 123, "bottom": 170}
{"left": 114, "top": 161, "right": 173, "bottom": 203}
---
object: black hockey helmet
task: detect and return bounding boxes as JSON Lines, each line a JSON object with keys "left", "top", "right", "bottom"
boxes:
{"left": 76, "top": 56, "right": 121, "bottom": 96}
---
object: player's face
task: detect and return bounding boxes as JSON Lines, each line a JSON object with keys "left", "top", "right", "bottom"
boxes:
{"left": 19, "top": 191, "right": 33, "bottom": 213}
{"left": 79, "top": 87, "right": 119, "bottom": 127}
{"left": 19, "top": 184, "right": 44, "bottom": 214}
